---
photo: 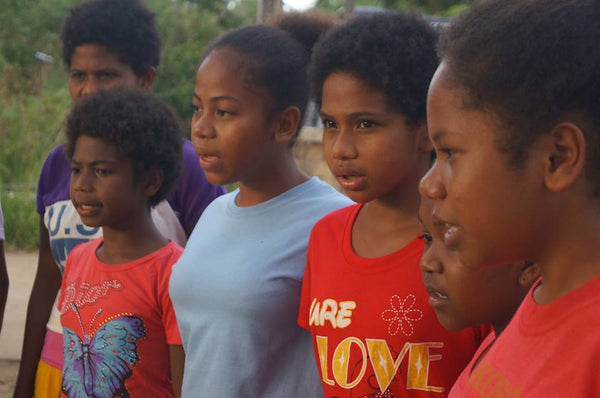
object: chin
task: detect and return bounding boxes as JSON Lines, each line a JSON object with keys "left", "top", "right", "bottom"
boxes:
{"left": 436, "top": 313, "right": 467, "bottom": 332}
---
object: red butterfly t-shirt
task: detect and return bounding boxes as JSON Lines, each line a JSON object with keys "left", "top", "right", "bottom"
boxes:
{"left": 58, "top": 238, "right": 182, "bottom": 398}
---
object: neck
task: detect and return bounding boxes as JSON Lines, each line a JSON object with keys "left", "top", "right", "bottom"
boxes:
{"left": 98, "top": 211, "right": 168, "bottom": 264}
{"left": 236, "top": 150, "right": 308, "bottom": 207}
{"left": 352, "top": 192, "right": 422, "bottom": 258}
{"left": 533, "top": 195, "right": 600, "bottom": 304}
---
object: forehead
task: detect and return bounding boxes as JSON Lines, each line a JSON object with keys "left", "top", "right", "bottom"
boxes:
{"left": 321, "top": 72, "right": 396, "bottom": 113}
{"left": 427, "top": 65, "right": 506, "bottom": 145}
{"left": 195, "top": 48, "right": 269, "bottom": 101}
{"left": 73, "top": 135, "right": 122, "bottom": 160}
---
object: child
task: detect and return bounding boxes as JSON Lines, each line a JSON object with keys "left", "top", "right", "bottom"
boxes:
{"left": 298, "top": 13, "right": 490, "bottom": 397}
{"left": 0, "top": 199, "right": 7, "bottom": 333}
{"left": 14, "top": 0, "right": 225, "bottom": 396}
{"left": 418, "top": 197, "right": 540, "bottom": 395}
{"left": 58, "top": 88, "right": 184, "bottom": 397}
{"left": 169, "top": 24, "right": 352, "bottom": 397}
{"left": 419, "top": 0, "right": 600, "bottom": 395}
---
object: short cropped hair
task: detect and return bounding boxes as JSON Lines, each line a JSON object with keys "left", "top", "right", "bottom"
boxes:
{"left": 440, "top": 0, "right": 600, "bottom": 193}
{"left": 309, "top": 12, "right": 438, "bottom": 126}
{"left": 65, "top": 88, "right": 182, "bottom": 206}
{"left": 61, "top": 0, "right": 160, "bottom": 77}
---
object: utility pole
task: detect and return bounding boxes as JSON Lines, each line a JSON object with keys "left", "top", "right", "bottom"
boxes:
{"left": 257, "top": 0, "right": 282, "bottom": 23}
{"left": 343, "top": 0, "right": 355, "bottom": 19}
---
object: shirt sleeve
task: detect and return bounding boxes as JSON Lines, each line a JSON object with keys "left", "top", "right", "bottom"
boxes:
{"left": 297, "top": 232, "right": 316, "bottom": 330}
{"left": 166, "top": 140, "right": 226, "bottom": 235}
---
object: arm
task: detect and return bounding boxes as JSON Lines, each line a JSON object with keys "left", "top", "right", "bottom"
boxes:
{"left": 169, "top": 344, "right": 185, "bottom": 398}
{"left": 0, "top": 239, "right": 7, "bottom": 334}
{"left": 13, "top": 218, "right": 62, "bottom": 398}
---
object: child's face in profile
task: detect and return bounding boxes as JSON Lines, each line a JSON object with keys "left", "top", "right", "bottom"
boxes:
{"left": 69, "top": 135, "right": 147, "bottom": 230}
{"left": 69, "top": 44, "right": 145, "bottom": 102}
{"left": 419, "top": 197, "right": 538, "bottom": 332}
{"left": 320, "top": 72, "right": 430, "bottom": 204}
{"left": 419, "top": 63, "right": 546, "bottom": 271}
{"left": 190, "top": 48, "right": 277, "bottom": 186}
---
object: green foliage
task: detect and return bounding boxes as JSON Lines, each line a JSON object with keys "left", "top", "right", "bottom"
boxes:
{"left": 0, "top": 0, "right": 253, "bottom": 249}
{"left": 1, "top": 189, "right": 39, "bottom": 251}
{"left": 314, "top": 0, "right": 471, "bottom": 15}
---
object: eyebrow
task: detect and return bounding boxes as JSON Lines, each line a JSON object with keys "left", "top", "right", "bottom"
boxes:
{"left": 319, "top": 110, "right": 388, "bottom": 119}
{"left": 70, "top": 159, "right": 117, "bottom": 166}
{"left": 429, "top": 130, "right": 447, "bottom": 143}
{"left": 193, "top": 93, "right": 241, "bottom": 104}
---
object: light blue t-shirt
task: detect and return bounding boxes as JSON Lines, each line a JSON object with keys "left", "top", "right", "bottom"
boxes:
{"left": 170, "top": 177, "right": 352, "bottom": 397}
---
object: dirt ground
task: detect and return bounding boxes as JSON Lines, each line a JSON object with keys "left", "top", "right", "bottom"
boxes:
{"left": 1, "top": 251, "right": 38, "bottom": 398}
{"left": 0, "top": 360, "right": 18, "bottom": 397}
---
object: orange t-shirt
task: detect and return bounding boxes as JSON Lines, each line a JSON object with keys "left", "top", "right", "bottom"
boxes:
{"left": 455, "top": 276, "right": 600, "bottom": 396}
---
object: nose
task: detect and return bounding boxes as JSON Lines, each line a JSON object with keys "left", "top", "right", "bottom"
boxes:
{"left": 329, "top": 129, "right": 357, "bottom": 160}
{"left": 71, "top": 170, "right": 93, "bottom": 192}
{"left": 420, "top": 249, "right": 443, "bottom": 274}
{"left": 191, "top": 113, "right": 216, "bottom": 140}
{"left": 419, "top": 162, "right": 446, "bottom": 200}
{"left": 76, "top": 77, "right": 99, "bottom": 99}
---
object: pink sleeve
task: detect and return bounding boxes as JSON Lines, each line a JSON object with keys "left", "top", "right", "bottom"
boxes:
{"left": 160, "top": 249, "right": 183, "bottom": 345}
{"left": 57, "top": 243, "right": 82, "bottom": 314}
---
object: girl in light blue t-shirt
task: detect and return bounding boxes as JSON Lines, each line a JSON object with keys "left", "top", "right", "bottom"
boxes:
{"left": 169, "top": 22, "right": 351, "bottom": 398}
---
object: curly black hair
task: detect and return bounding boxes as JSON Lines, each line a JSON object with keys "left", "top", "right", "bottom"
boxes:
{"left": 60, "top": 0, "right": 160, "bottom": 77}
{"left": 439, "top": 0, "right": 600, "bottom": 194}
{"left": 309, "top": 12, "right": 438, "bottom": 126}
{"left": 203, "top": 22, "right": 328, "bottom": 143}
{"left": 65, "top": 88, "right": 183, "bottom": 206}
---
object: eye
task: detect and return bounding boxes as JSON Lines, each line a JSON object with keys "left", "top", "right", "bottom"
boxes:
{"left": 321, "top": 119, "right": 336, "bottom": 129}
{"left": 70, "top": 166, "right": 81, "bottom": 174}
{"left": 215, "top": 109, "right": 231, "bottom": 117}
{"left": 95, "top": 168, "right": 111, "bottom": 177}
{"left": 98, "top": 71, "right": 118, "bottom": 80}
{"left": 357, "top": 120, "right": 375, "bottom": 129}
{"left": 191, "top": 104, "right": 200, "bottom": 114}
{"left": 70, "top": 71, "right": 85, "bottom": 81}
{"left": 438, "top": 147, "right": 454, "bottom": 159}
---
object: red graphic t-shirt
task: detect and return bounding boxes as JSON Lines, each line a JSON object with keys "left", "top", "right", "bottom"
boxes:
{"left": 299, "top": 204, "right": 490, "bottom": 397}
{"left": 58, "top": 238, "right": 182, "bottom": 398}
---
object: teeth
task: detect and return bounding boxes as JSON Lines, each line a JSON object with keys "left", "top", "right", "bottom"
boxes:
{"left": 435, "top": 291, "right": 448, "bottom": 299}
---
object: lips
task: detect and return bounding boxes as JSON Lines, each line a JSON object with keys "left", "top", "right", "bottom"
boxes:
{"left": 424, "top": 284, "right": 449, "bottom": 308}
{"left": 73, "top": 200, "right": 101, "bottom": 218}
{"left": 194, "top": 146, "right": 220, "bottom": 171}
{"left": 332, "top": 166, "right": 366, "bottom": 191}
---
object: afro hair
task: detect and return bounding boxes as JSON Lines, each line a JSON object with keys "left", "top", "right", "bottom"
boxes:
{"left": 65, "top": 88, "right": 182, "bottom": 206}
{"left": 309, "top": 12, "right": 438, "bottom": 126}
{"left": 439, "top": 0, "right": 600, "bottom": 194}
{"left": 61, "top": 0, "right": 160, "bottom": 77}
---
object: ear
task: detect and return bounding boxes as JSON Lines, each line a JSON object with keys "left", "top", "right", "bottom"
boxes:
{"left": 139, "top": 67, "right": 157, "bottom": 91}
{"left": 273, "top": 106, "right": 301, "bottom": 144}
{"left": 142, "top": 168, "right": 163, "bottom": 198}
{"left": 518, "top": 261, "right": 541, "bottom": 288}
{"left": 415, "top": 122, "right": 434, "bottom": 153}
{"left": 542, "top": 122, "right": 586, "bottom": 193}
